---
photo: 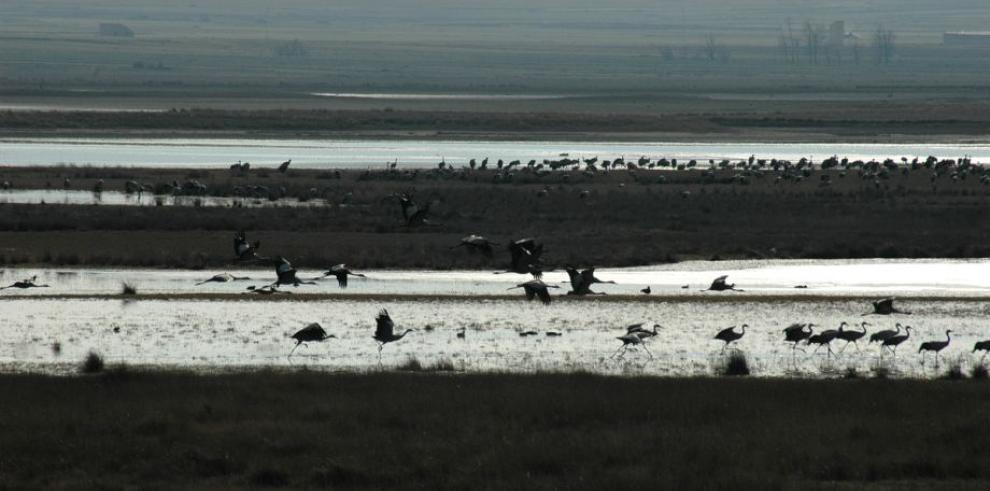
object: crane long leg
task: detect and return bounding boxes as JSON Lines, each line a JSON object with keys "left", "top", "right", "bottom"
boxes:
{"left": 611, "top": 345, "right": 626, "bottom": 358}
{"left": 641, "top": 344, "right": 654, "bottom": 359}
{"left": 288, "top": 341, "right": 303, "bottom": 357}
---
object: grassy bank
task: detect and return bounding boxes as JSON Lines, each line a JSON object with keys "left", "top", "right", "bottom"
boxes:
{"left": 0, "top": 166, "right": 988, "bottom": 268}
{"left": 0, "top": 371, "right": 988, "bottom": 489}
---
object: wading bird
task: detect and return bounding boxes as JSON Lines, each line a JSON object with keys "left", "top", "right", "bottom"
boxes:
{"left": 452, "top": 235, "right": 497, "bottom": 257}
{"left": 918, "top": 330, "right": 953, "bottom": 365}
{"left": 507, "top": 279, "right": 558, "bottom": 305}
{"left": 714, "top": 324, "right": 746, "bottom": 352}
{"left": 881, "top": 326, "right": 912, "bottom": 358}
{"left": 196, "top": 273, "right": 250, "bottom": 285}
{"left": 289, "top": 322, "right": 335, "bottom": 356}
{"left": 869, "top": 323, "right": 902, "bottom": 344}
{"left": 640, "top": 286, "right": 651, "bottom": 295}
{"left": 627, "top": 323, "right": 660, "bottom": 338}
{"left": 806, "top": 329, "right": 840, "bottom": 358}
{"left": 783, "top": 323, "right": 814, "bottom": 351}
{"left": 836, "top": 322, "right": 870, "bottom": 352}
{"left": 233, "top": 230, "right": 261, "bottom": 260}
{"left": 322, "top": 264, "right": 366, "bottom": 288}
{"left": 0, "top": 275, "right": 49, "bottom": 290}
{"left": 278, "top": 159, "right": 291, "bottom": 173}
{"left": 518, "top": 330, "right": 539, "bottom": 337}
{"left": 613, "top": 333, "right": 653, "bottom": 359}
{"left": 703, "top": 275, "right": 743, "bottom": 292}
{"left": 373, "top": 309, "right": 414, "bottom": 360}
{"left": 456, "top": 327, "right": 466, "bottom": 339}
{"left": 864, "top": 298, "right": 911, "bottom": 316}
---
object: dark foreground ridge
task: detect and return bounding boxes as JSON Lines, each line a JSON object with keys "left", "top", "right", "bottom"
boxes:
{"left": 0, "top": 371, "right": 988, "bottom": 490}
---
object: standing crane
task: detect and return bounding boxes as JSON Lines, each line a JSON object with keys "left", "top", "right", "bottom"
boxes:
{"left": 918, "top": 330, "right": 953, "bottom": 365}
{"left": 714, "top": 324, "right": 747, "bottom": 352}
{"left": 836, "top": 321, "right": 870, "bottom": 352}
{"left": 869, "top": 323, "right": 903, "bottom": 344}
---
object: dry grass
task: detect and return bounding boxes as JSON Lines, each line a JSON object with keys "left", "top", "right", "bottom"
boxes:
{"left": 0, "top": 166, "right": 988, "bottom": 269}
{"left": 1, "top": 371, "right": 990, "bottom": 489}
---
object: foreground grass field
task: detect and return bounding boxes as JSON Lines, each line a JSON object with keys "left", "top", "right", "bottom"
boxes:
{"left": 0, "top": 371, "right": 988, "bottom": 489}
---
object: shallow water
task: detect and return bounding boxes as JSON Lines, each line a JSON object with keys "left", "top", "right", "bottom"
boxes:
{"left": 2, "top": 259, "right": 988, "bottom": 297}
{"left": 0, "top": 189, "right": 328, "bottom": 208}
{"left": 0, "top": 259, "right": 988, "bottom": 377}
{"left": 1, "top": 297, "right": 985, "bottom": 379}
{"left": 2, "top": 137, "right": 988, "bottom": 168}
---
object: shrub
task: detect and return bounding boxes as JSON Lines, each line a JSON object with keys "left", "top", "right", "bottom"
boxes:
{"left": 942, "top": 362, "right": 966, "bottom": 380}
{"left": 81, "top": 351, "right": 104, "bottom": 374}
{"left": 397, "top": 357, "right": 423, "bottom": 372}
{"left": 972, "top": 364, "right": 989, "bottom": 380}
{"left": 719, "top": 351, "right": 750, "bottom": 376}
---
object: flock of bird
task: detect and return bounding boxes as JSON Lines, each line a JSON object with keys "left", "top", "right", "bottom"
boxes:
{"left": 3, "top": 225, "right": 984, "bottom": 369}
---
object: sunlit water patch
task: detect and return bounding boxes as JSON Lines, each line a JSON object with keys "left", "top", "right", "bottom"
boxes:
{"left": 1, "top": 259, "right": 989, "bottom": 297}
{"left": 1, "top": 297, "right": 987, "bottom": 378}
{"left": 0, "top": 189, "right": 329, "bottom": 207}
{"left": 2, "top": 137, "right": 990, "bottom": 168}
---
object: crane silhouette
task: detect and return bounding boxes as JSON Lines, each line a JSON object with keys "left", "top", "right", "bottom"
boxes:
{"left": 783, "top": 323, "right": 814, "bottom": 352}
{"left": 452, "top": 235, "right": 498, "bottom": 257}
{"left": 495, "top": 237, "right": 544, "bottom": 277}
{"left": 507, "top": 279, "right": 558, "bottom": 305}
{"left": 613, "top": 333, "right": 653, "bottom": 359}
{"left": 196, "top": 272, "right": 250, "bottom": 285}
{"left": 0, "top": 275, "right": 50, "bottom": 290}
{"left": 806, "top": 328, "right": 840, "bottom": 359}
{"left": 880, "top": 326, "right": 912, "bottom": 359}
{"left": 869, "top": 323, "right": 903, "bottom": 344}
{"left": 278, "top": 159, "right": 292, "bottom": 173}
{"left": 258, "top": 257, "right": 317, "bottom": 288}
{"left": 714, "top": 324, "right": 746, "bottom": 352}
{"left": 322, "top": 264, "right": 366, "bottom": 288}
{"left": 564, "top": 266, "right": 615, "bottom": 295}
{"left": 836, "top": 321, "right": 870, "bottom": 352}
{"left": 373, "top": 309, "right": 414, "bottom": 361}
{"left": 396, "top": 193, "right": 433, "bottom": 227}
{"left": 703, "top": 275, "right": 743, "bottom": 292}
{"left": 918, "top": 330, "right": 952, "bottom": 366}
{"left": 289, "top": 322, "right": 335, "bottom": 357}
{"left": 863, "top": 298, "right": 911, "bottom": 316}
{"left": 626, "top": 323, "right": 660, "bottom": 338}
{"left": 233, "top": 230, "right": 262, "bottom": 261}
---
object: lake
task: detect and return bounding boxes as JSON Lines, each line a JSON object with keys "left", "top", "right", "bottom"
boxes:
{"left": 1, "top": 259, "right": 987, "bottom": 377}
{"left": 2, "top": 137, "right": 988, "bottom": 168}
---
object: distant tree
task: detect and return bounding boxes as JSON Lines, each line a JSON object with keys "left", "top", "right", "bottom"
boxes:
{"left": 702, "top": 34, "right": 729, "bottom": 63}
{"left": 873, "top": 25, "right": 895, "bottom": 64}
{"left": 803, "top": 21, "right": 825, "bottom": 65}
{"left": 779, "top": 20, "right": 801, "bottom": 64}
